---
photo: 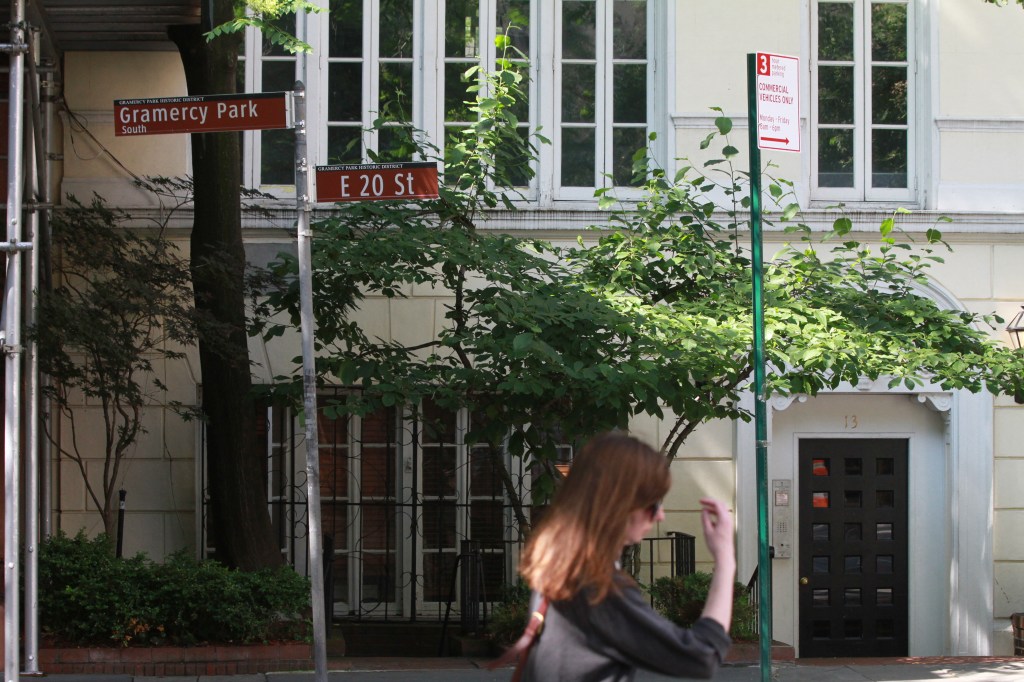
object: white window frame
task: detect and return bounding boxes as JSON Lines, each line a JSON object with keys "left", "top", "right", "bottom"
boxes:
{"left": 810, "top": 0, "right": 917, "bottom": 204}
{"left": 242, "top": 16, "right": 302, "bottom": 197}
{"left": 546, "top": 0, "right": 658, "bottom": 202}
{"left": 254, "top": 393, "right": 529, "bottom": 618}
{"left": 242, "top": 0, "right": 671, "bottom": 205}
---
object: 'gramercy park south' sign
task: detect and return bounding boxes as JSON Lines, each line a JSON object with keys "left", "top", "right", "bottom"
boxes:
{"left": 113, "top": 89, "right": 440, "bottom": 202}
{"left": 113, "top": 92, "right": 291, "bottom": 136}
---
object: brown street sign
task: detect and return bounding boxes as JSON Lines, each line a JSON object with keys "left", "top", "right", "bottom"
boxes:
{"left": 315, "top": 162, "right": 439, "bottom": 203}
{"left": 114, "top": 92, "right": 291, "bottom": 136}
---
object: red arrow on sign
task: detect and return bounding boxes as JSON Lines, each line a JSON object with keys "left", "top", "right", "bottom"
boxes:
{"left": 760, "top": 136, "right": 790, "bottom": 144}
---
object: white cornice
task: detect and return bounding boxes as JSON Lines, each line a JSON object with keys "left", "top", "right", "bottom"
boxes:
{"left": 935, "top": 117, "right": 1024, "bottom": 133}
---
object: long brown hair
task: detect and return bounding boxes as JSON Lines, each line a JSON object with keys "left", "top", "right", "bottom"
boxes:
{"left": 518, "top": 432, "right": 670, "bottom": 604}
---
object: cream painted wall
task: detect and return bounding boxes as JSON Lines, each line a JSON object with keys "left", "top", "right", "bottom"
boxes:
{"left": 61, "top": 52, "right": 190, "bottom": 194}
{"left": 938, "top": 3, "right": 1024, "bottom": 118}
{"left": 939, "top": 133, "right": 1024, "bottom": 186}
{"left": 675, "top": 1, "right": 803, "bottom": 115}
{"left": 934, "top": 3, "right": 1024, "bottom": 212}
{"left": 54, "top": 398, "right": 197, "bottom": 560}
{"left": 636, "top": 413, "right": 738, "bottom": 577}
{"left": 994, "top": 406, "right": 1024, "bottom": 627}
{"left": 671, "top": 2, "right": 805, "bottom": 214}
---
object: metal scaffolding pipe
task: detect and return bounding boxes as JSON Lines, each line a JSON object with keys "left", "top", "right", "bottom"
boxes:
{"left": 4, "top": 4, "right": 27, "bottom": 682}
{"left": 35, "top": 53, "right": 54, "bottom": 544}
{"left": 22, "top": 26, "right": 44, "bottom": 674}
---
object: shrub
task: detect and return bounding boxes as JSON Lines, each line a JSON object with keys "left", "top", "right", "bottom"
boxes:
{"left": 487, "top": 580, "right": 532, "bottom": 646}
{"left": 151, "top": 550, "right": 311, "bottom": 645}
{"left": 647, "top": 572, "right": 757, "bottom": 641}
{"left": 36, "top": 531, "right": 160, "bottom": 646}
{"left": 37, "top": 531, "right": 310, "bottom": 647}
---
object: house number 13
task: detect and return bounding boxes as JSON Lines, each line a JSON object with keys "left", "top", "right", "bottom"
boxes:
{"left": 844, "top": 415, "right": 859, "bottom": 429}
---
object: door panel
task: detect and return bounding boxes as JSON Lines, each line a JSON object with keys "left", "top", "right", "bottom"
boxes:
{"left": 799, "top": 438, "right": 908, "bottom": 657}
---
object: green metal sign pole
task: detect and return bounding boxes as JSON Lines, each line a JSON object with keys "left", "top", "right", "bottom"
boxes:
{"left": 746, "top": 52, "right": 773, "bottom": 682}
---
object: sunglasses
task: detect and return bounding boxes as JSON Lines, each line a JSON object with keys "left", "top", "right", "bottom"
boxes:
{"left": 646, "top": 501, "right": 663, "bottom": 520}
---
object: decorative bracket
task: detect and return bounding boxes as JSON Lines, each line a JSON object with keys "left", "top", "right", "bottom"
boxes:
{"left": 770, "top": 394, "right": 808, "bottom": 412}
{"left": 916, "top": 392, "right": 953, "bottom": 414}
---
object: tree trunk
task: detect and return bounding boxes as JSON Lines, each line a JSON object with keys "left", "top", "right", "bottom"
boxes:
{"left": 170, "top": 6, "right": 283, "bottom": 571}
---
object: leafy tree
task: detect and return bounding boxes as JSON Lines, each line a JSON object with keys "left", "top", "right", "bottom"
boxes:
{"left": 570, "top": 114, "right": 1024, "bottom": 461}
{"left": 206, "top": 1, "right": 325, "bottom": 55}
{"left": 30, "top": 195, "right": 196, "bottom": 539}
{"left": 259, "top": 62, "right": 1024, "bottom": 534}
{"left": 983, "top": 0, "right": 1023, "bottom": 7}
{"left": 256, "top": 52, "right": 599, "bottom": 522}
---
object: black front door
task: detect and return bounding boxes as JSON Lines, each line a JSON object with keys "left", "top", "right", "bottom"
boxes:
{"left": 798, "top": 439, "right": 909, "bottom": 657}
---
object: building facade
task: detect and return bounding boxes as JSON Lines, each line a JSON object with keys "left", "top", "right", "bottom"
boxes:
{"left": 11, "top": 0, "right": 1024, "bottom": 657}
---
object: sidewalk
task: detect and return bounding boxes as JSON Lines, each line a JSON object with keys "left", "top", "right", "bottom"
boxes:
{"left": 22, "top": 657, "right": 1024, "bottom": 682}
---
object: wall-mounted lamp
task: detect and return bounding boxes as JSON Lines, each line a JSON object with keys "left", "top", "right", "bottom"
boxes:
{"left": 1007, "top": 306, "right": 1024, "bottom": 350}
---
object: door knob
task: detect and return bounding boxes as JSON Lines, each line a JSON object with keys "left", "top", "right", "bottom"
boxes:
{"left": 800, "top": 577, "right": 809, "bottom": 585}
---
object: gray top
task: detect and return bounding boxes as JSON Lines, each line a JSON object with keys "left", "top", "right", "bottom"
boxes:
{"left": 522, "top": 581, "right": 731, "bottom": 682}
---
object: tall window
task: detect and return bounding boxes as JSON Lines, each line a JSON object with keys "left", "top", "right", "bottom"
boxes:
{"left": 255, "top": 11, "right": 298, "bottom": 185}
{"left": 557, "top": 0, "right": 649, "bottom": 197}
{"left": 244, "top": 0, "right": 662, "bottom": 201}
{"left": 326, "top": 0, "right": 415, "bottom": 165}
{"left": 812, "top": 0, "right": 913, "bottom": 202}
{"left": 240, "top": 392, "right": 543, "bottom": 618}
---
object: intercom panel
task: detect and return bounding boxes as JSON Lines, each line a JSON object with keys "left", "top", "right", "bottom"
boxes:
{"left": 772, "top": 479, "right": 792, "bottom": 559}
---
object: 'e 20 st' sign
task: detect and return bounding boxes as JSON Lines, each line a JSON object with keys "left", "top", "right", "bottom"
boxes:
{"left": 315, "top": 162, "right": 439, "bottom": 203}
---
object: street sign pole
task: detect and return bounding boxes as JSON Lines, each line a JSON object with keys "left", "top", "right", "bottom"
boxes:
{"left": 293, "top": 80, "right": 328, "bottom": 682}
{"left": 747, "top": 52, "right": 773, "bottom": 682}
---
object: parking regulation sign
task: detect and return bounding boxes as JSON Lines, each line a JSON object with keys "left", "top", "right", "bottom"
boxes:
{"left": 754, "top": 52, "right": 800, "bottom": 153}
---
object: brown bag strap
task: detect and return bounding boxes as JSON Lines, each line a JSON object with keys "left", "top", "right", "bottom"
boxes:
{"left": 486, "top": 597, "right": 549, "bottom": 679}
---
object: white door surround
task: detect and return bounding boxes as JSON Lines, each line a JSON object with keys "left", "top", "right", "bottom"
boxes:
{"left": 737, "top": 385, "right": 994, "bottom": 656}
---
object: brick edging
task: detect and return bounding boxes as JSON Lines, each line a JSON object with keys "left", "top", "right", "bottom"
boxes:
{"left": 725, "top": 641, "right": 796, "bottom": 663}
{"left": 38, "top": 643, "right": 313, "bottom": 675}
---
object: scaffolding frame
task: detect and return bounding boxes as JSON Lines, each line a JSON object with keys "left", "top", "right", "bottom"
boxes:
{"left": 4, "top": 0, "right": 56, "bottom": 678}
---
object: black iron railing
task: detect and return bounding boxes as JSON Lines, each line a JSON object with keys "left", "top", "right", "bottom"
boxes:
{"left": 637, "top": 533, "right": 697, "bottom": 604}
{"left": 746, "top": 566, "right": 760, "bottom": 636}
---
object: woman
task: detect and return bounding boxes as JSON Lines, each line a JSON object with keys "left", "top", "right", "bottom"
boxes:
{"left": 517, "top": 432, "right": 735, "bottom": 681}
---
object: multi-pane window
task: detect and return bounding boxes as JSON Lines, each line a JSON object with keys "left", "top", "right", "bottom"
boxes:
{"left": 243, "top": 392, "right": 542, "bottom": 617}
{"left": 558, "top": 0, "right": 649, "bottom": 196}
{"left": 813, "top": 0, "right": 913, "bottom": 202}
{"left": 256, "top": 12, "right": 298, "bottom": 185}
{"left": 244, "top": 0, "right": 662, "bottom": 200}
{"left": 420, "top": 400, "right": 460, "bottom": 602}
{"left": 326, "top": 0, "right": 415, "bottom": 165}
{"left": 255, "top": 397, "right": 401, "bottom": 616}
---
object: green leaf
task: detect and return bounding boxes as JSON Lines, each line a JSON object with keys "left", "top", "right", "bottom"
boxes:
{"left": 715, "top": 116, "right": 733, "bottom": 135}
{"left": 512, "top": 333, "right": 533, "bottom": 352}
{"left": 833, "top": 216, "right": 853, "bottom": 236}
